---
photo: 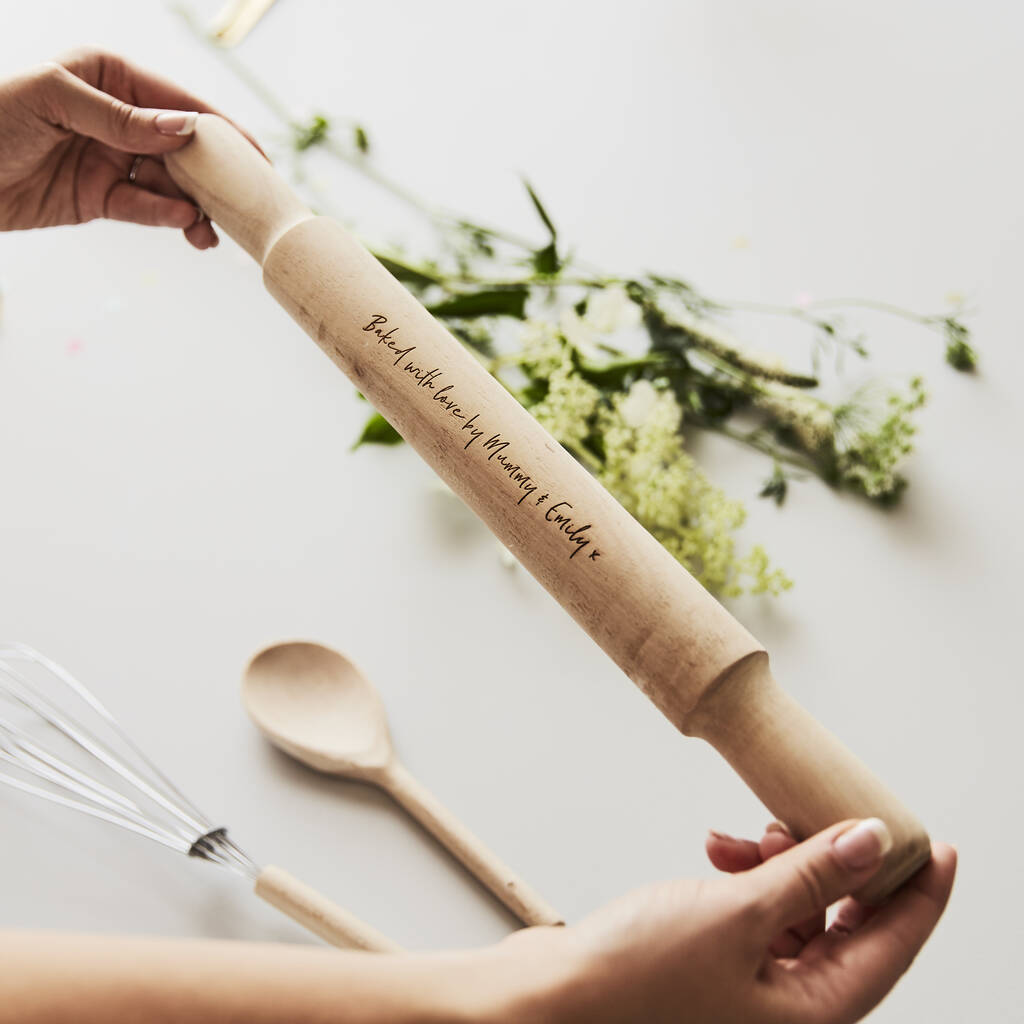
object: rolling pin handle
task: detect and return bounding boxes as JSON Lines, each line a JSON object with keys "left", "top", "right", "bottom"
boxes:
{"left": 683, "top": 652, "right": 931, "bottom": 904}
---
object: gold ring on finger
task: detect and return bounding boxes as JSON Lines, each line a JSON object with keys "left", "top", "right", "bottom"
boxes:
{"left": 127, "top": 155, "right": 145, "bottom": 185}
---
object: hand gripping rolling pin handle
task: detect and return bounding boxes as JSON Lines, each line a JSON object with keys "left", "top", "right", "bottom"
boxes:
{"left": 166, "top": 116, "right": 931, "bottom": 904}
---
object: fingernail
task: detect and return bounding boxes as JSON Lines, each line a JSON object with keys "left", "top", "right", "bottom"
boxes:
{"left": 766, "top": 821, "right": 791, "bottom": 835}
{"left": 155, "top": 111, "right": 198, "bottom": 136}
{"left": 833, "top": 818, "right": 893, "bottom": 869}
{"left": 708, "top": 829, "right": 736, "bottom": 842}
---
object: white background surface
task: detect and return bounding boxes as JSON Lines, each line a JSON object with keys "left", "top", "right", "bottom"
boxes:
{"left": 1, "top": 2, "right": 1021, "bottom": 1019}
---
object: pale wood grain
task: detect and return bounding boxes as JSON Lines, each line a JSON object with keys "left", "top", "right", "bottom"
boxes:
{"left": 167, "top": 115, "right": 930, "bottom": 904}
{"left": 255, "top": 865, "right": 403, "bottom": 952}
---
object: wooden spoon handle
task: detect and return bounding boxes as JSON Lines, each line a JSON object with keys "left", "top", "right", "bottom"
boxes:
{"left": 383, "top": 762, "right": 563, "bottom": 927}
{"left": 166, "top": 116, "right": 930, "bottom": 902}
{"left": 255, "top": 865, "right": 402, "bottom": 952}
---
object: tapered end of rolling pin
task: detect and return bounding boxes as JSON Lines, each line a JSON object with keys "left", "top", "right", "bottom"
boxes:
{"left": 684, "top": 652, "right": 932, "bottom": 904}
{"left": 164, "top": 114, "right": 313, "bottom": 264}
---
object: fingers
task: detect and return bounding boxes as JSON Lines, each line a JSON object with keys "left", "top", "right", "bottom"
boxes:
{"left": 751, "top": 826, "right": 825, "bottom": 957}
{"left": 53, "top": 48, "right": 269, "bottom": 161}
{"left": 104, "top": 180, "right": 201, "bottom": 231}
{"left": 129, "top": 155, "right": 189, "bottom": 199}
{"left": 827, "top": 897, "right": 872, "bottom": 937}
{"left": 122, "top": 60, "right": 269, "bottom": 162}
{"left": 184, "top": 215, "right": 219, "bottom": 250}
{"left": 759, "top": 822, "right": 797, "bottom": 861}
{"left": 745, "top": 819, "right": 891, "bottom": 935}
{"left": 706, "top": 831, "right": 763, "bottom": 873}
{"left": 125, "top": 155, "right": 218, "bottom": 248}
{"left": 27, "top": 51, "right": 268, "bottom": 170}
{"left": 706, "top": 822, "right": 796, "bottom": 874}
{"left": 706, "top": 824, "right": 820, "bottom": 958}
{"left": 21, "top": 48, "right": 264, "bottom": 250}
{"left": 770, "top": 844, "right": 957, "bottom": 1023}
{"left": 29, "top": 61, "right": 198, "bottom": 156}
{"left": 821, "top": 844, "right": 955, "bottom": 976}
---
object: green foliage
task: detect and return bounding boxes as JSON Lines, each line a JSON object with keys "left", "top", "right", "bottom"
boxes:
{"left": 352, "top": 412, "right": 402, "bottom": 449}
{"left": 532, "top": 242, "right": 560, "bottom": 276}
{"left": 524, "top": 180, "right": 557, "bottom": 238}
{"left": 759, "top": 464, "right": 789, "bottom": 506}
{"left": 500, "top": 318, "right": 791, "bottom": 595}
{"left": 448, "top": 324, "right": 496, "bottom": 358}
{"left": 834, "top": 377, "right": 928, "bottom": 502}
{"left": 593, "top": 383, "right": 791, "bottom": 596}
{"left": 524, "top": 181, "right": 561, "bottom": 275}
{"left": 292, "top": 113, "right": 330, "bottom": 151}
{"left": 943, "top": 317, "right": 977, "bottom": 370}
{"left": 181, "top": 18, "right": 978, "bottom": 595}
{"left": 375, "top": 253, "right": 442, "bottom": 290}
{"left": 428, "top": 287, "right": 529, "bottom": 320}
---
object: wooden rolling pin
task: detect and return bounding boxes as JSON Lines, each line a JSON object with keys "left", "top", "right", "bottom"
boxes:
{"left": 166, "top": 116, "right": 930, "bottom": 904}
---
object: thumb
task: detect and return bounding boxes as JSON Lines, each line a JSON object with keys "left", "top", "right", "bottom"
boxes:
{"left": 744, "top": 819, "right": 892, "bottom": 933}
{"left": 36, "top": 62, "right": 197, "bottom": 154}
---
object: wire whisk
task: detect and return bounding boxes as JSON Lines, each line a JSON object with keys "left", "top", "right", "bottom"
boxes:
{"left": 0, "top": 642, "right": 398, "bottom": 952}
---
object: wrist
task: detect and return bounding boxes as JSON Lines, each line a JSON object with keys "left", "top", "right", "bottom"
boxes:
{"left": 454, "top": 927, "right": 586, "bottom": 1024}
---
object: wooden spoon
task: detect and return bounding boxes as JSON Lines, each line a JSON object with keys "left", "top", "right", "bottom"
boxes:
{"left": 242, "top": 641, "right": 563, "bottom": 927}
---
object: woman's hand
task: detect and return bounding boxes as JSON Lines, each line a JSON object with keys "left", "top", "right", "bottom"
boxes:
{"left": 0, "top": 818, "right": 955, "bottom": 1023}
{"left": 0, "top": 49, "right": 264, "bottom": 249}
{"left": 498, "top": 818, "right": 956, "bottom": 1023}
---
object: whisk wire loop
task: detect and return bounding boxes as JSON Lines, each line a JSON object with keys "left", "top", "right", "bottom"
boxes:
{"left": 0, "top": 643, "right": 258, "bottom": 881}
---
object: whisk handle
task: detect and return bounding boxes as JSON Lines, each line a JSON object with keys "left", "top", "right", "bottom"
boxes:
{"left": 255, "top": 865, "right": 402, "bottom": 952}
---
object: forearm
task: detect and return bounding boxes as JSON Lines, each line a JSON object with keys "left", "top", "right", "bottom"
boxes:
{"left": 0, "top": 930, "right": 568, "bottom": 1024}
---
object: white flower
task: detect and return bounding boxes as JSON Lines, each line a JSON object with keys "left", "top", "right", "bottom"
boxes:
{"left": 584, "top": 284, "right": 640, "bottom": 333}
{"left": 593, "top": 383, "right": 788, "bottom": 595}
{"left": 619, "top": 379, "right": 659, "bottom": 428}
{"left": 519, "top": 319, "right": 564, "bottom": 373}
{"left": 529, "top": 361, "right": 601, "bottom": 448}
{"left": 558, "top": 307, "right": 602, "bottom": 360}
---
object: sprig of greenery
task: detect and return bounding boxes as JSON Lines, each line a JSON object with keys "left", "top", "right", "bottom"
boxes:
{"left": 174, "top": 4, "right": 977, "bottom": 594}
